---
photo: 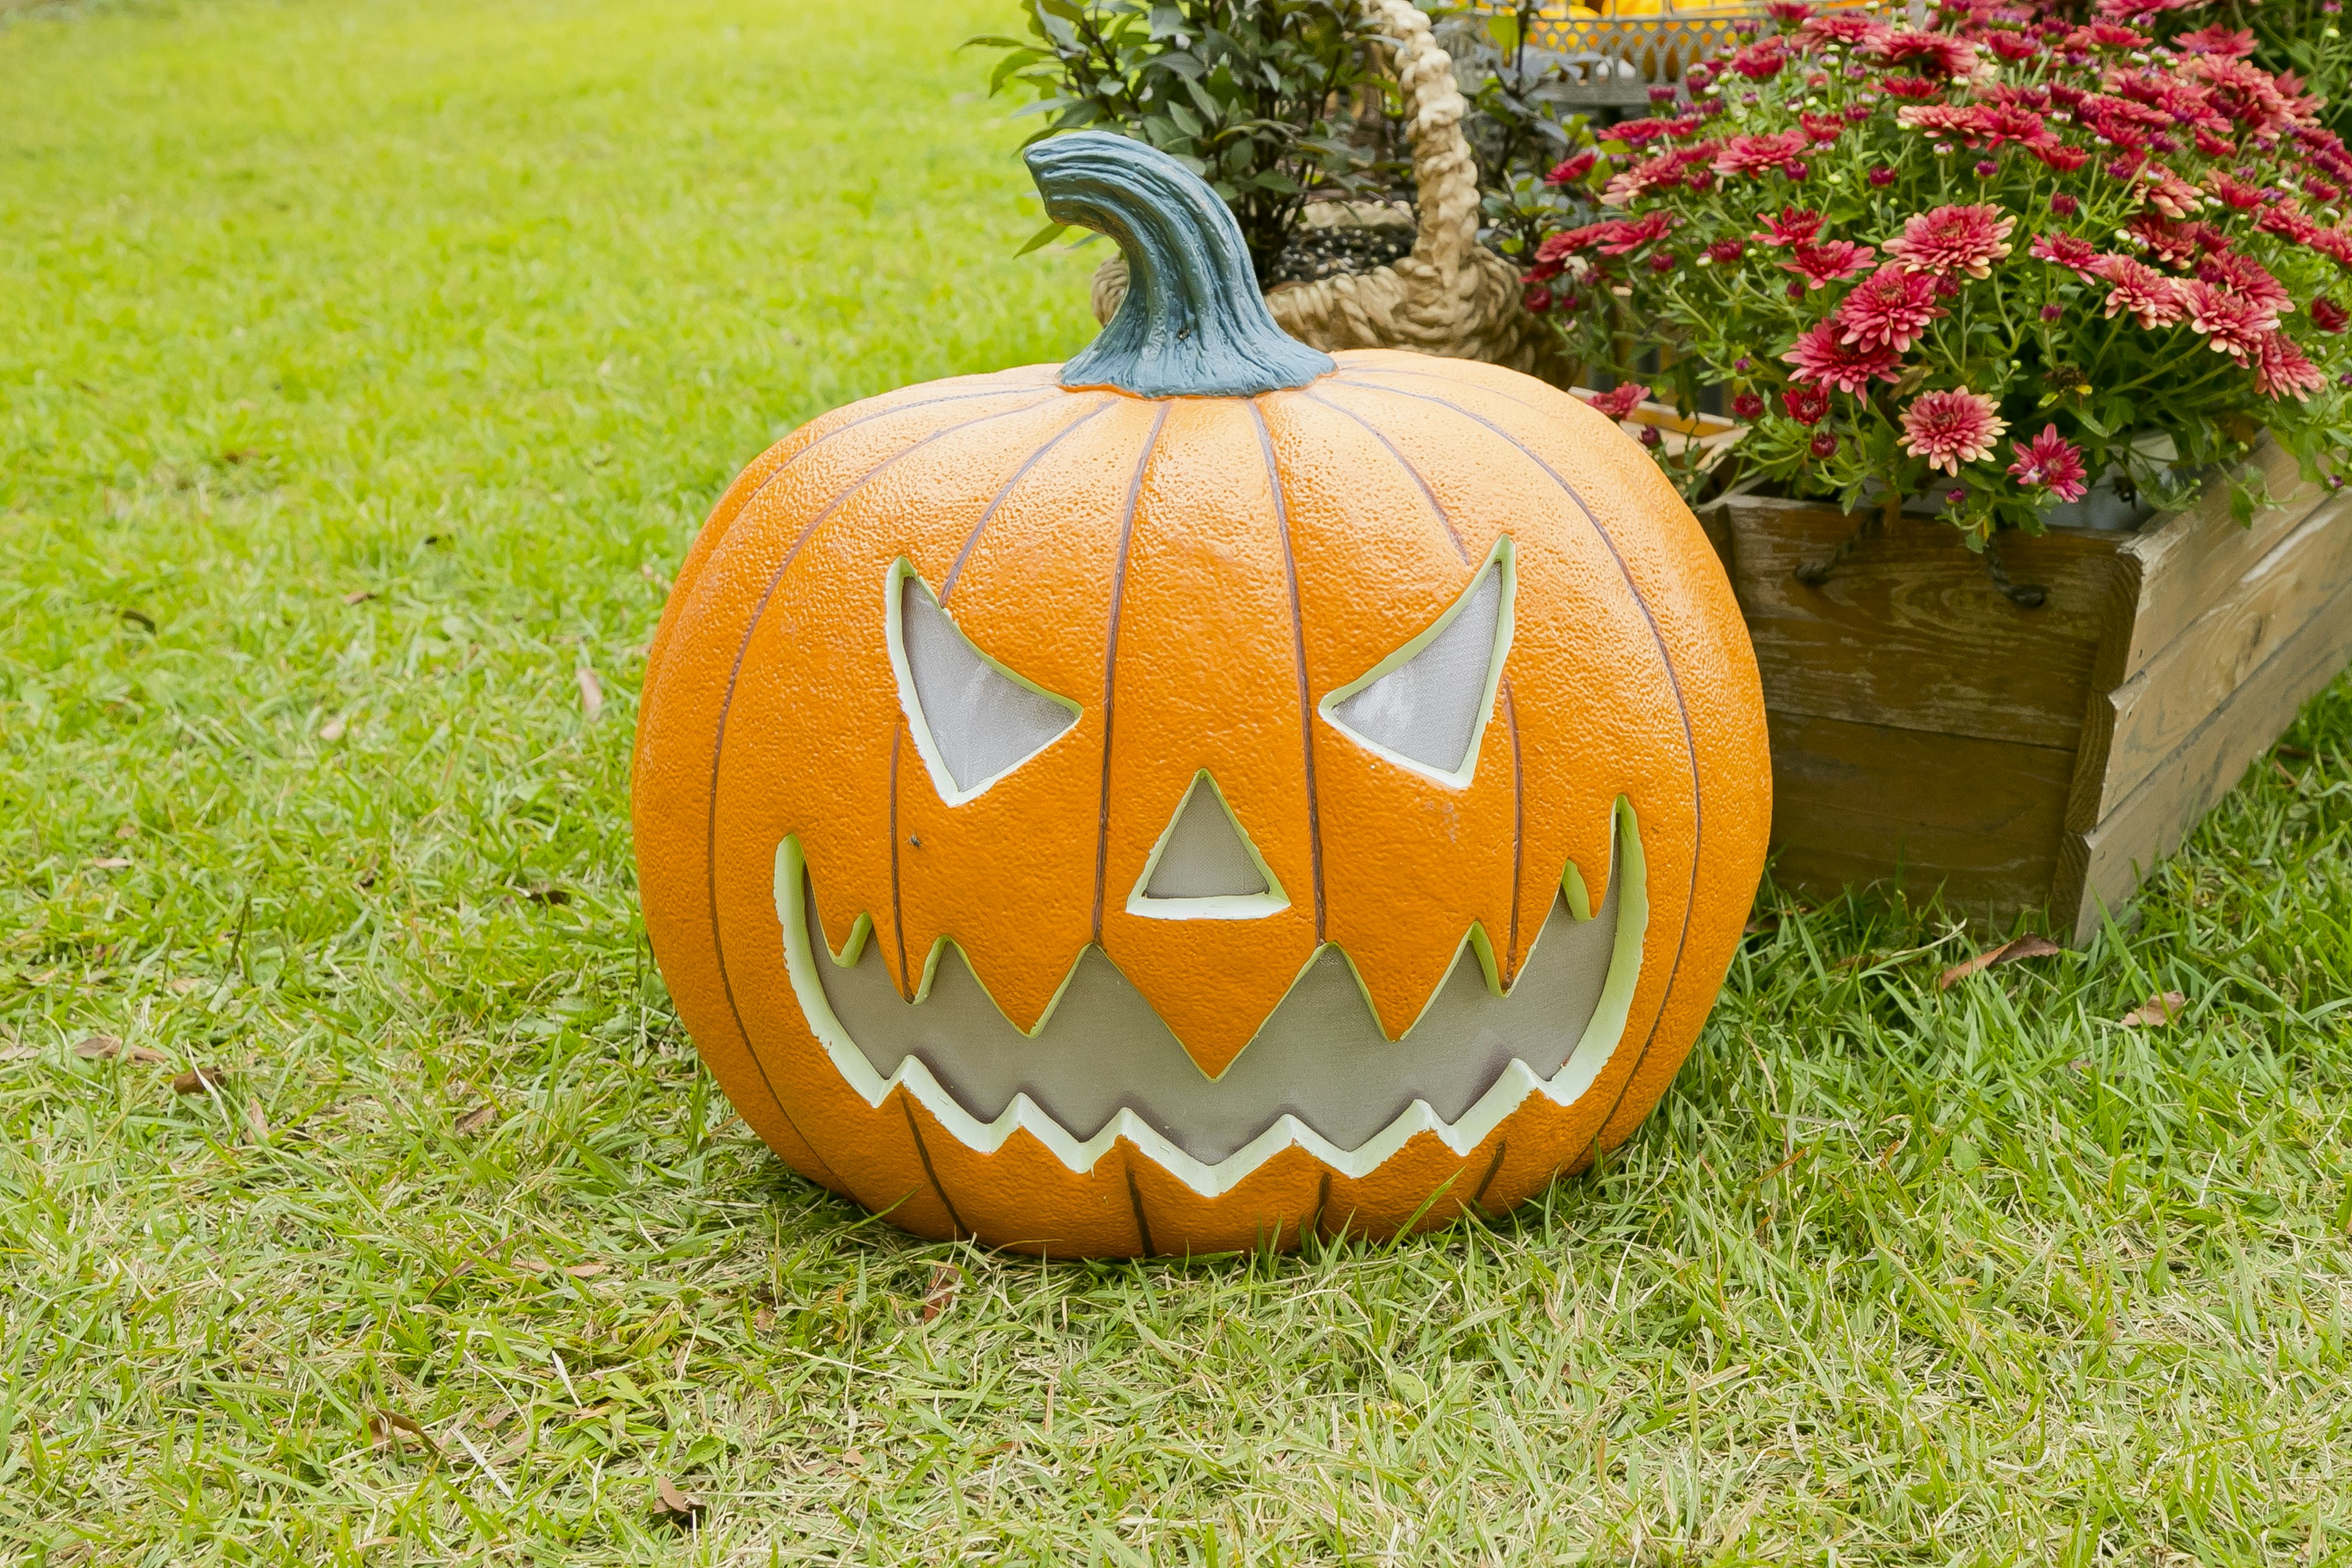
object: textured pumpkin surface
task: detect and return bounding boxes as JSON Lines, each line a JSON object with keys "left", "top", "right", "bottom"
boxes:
{"left": 634, "top": 349, "right": 1770, "bottom": 1254}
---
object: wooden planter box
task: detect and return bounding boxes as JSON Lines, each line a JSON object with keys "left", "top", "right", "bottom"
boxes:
{"left": 1695, "top": 439, "right": 2352, "bottom": 941}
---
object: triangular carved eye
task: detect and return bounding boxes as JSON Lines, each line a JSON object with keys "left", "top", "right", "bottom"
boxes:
{"left": 1320, "top": 538, "right": 1514, "bottom": 788}
{"left": 889, "top": 562, "right": 1080, "bottom": 805}
{"left": 1128, "top": 772, "right": 1289, "bottom": 921}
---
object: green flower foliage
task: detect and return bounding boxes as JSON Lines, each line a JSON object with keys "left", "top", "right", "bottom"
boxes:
{"left": 971, "top": 0, "right": 1396, "bottom": 276}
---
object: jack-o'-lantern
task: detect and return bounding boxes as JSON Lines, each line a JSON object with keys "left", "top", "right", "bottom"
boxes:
{"left": 633, "top": 134, "right": 1769, "bottom": 1256}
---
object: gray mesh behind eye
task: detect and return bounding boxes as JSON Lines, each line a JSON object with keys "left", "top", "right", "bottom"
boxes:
{"left": 1329, "top": 567, "right": 1502, "bottom": 775}
{"left": 1143, "top": 776, "right": 1268, "bottom": 900}
{"left": 902, "top": 575, "right": 1077, "bottom": 794}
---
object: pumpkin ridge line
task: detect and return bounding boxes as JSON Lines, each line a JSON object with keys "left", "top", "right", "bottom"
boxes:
{"left": 1291, "top": 386, "right": 1472, "bottom": 566}
{"left": 888, "top": 728, "right": 910, "bottom": 998}
{"left": 720, "top": 382, "right": 1065, "bottom": 565}
{"left": 702, "top": 398, "right": 1065, "bottom": 1181}
{"left": 1334, "top": 378, "right": 1705, "bottom": 1161}
{"left": 1246, "top": 398, "right": 1327, "bottom": 943}
{"left": 1091, "top": 403, "right": 1172, "bottom": 945}
{"left": 900, "top": 1093, "right": 969, "bottom": 1240}
{"left": 1504, "top": 678, "right": 1525, "bottom": 979}
{"left": 940, "top": 396, "right": 1118, "bottom": 603}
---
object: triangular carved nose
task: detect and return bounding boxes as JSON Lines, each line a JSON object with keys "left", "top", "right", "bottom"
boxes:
{"left": 1128, "top": 772, "right": 1288, "bottom": 919}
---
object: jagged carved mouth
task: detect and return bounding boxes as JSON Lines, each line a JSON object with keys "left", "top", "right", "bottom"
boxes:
{"left": 774, "top": 806, "right": 1646, "bottom": 1195}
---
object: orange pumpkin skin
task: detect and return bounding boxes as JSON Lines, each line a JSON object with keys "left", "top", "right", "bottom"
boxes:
{"left": 633, "top": 347, "right": 1770, "bottom": 1255}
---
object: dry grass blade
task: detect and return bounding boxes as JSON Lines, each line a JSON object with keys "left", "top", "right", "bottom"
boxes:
{"left": 89, "top": 856, "right": 132, "bottom": 870}
{"left": 172, "top": 1066, "right": 230, "bottom": 1095}
{"left": 2122, "top": 991, "right": 2189, "bottom": 1027}
{"left": 576, "top": 666, "right": 604, "bottom": 722}
{"left": 921, "top": 1262, "right": 962, "bottom": 1321}
{"left": 1937, "top": 933, "right": 2065, "bottom": 990}
{"left": 343, "top": 588, "right": 375, "bottom": 605}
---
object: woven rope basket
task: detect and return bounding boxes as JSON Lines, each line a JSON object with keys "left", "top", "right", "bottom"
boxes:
{"left": 1088, "top": 0, "right": 1567, "bottom": 380}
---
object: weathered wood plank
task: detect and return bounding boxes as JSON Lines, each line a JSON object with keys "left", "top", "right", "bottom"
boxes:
{"left": 2056, "top": 573, "right": 2352, "bottom": 942}
{"left": 1763, "top": 709, "right": 2076, "bottom": 916}
{"left": 2105, "top": 437, "right": 2321, "bottom": 687}
{"left": 1708, "top": 497, "right": 2120, "bottom": 750}
{"left": 2071, "top": 495, "right": 2352, "bottom": 831}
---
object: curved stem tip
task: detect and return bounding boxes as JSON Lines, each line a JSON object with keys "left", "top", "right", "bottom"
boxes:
{"left": 1024, "top": 132, "right": 1335, "bottom": 399}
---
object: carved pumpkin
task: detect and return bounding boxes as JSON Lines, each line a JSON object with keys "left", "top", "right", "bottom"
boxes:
{"left": 633, "top": 134, "right": 1770, "bottom": 1256}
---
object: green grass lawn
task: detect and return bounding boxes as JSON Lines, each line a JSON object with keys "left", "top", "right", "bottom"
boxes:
{"left": 4, "top": 0, "right": 2351, "bottom": 1561}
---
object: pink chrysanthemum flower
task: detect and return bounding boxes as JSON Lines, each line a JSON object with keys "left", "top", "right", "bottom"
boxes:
{"left": 1833, "top": 265, "right": 1947, "bottom": 352}
{"left": 1781, "top": 323, "right": 1904, "bottom": 394}
{"left": 1752, "top": 206, "right": 1825, "bottom": 247}
{"left": 2254, "top": 333, "right": 2328, "bottom": 400}
{"left": 1799, "top": 13, "right": 1890, "bottom": 48}
{"left": 1874, "top": 30, "right": 1978, "bottom": 78}
{"left": 2092, "top": 256, "right": 2188, "bottom": 327}
{"left": 2312, "top": 297, "right": 2350, "bottom": 332}
{"left": 1887, "top": 205, "right": 2018, "bottom": 278}
{"left": 1584, "top": 383, "right": 1651, "bottom": 419}
{"left": 2173, "top": 24, "right": 2256, "bottom": 56}
{"left": 2007, "top": 426, "right": 2090, "bottom": 502}
{"left": 1899, "top": 388, "right": 2009, "bottom": 475}
{"left": 1716, "top": 130, "right": 1811, "bottom": 177}
{"left": 2195, "top": 251, "right": 2294, "bottom": 317}
{"left": 2029, "top": 233, "right": 2102, "bottom": 279}
{"left": 2180, "top": 280, "right": 2281, "bottom": 360}
{"left": 1782, "top": 239, "right": 1879, "bottom": 290}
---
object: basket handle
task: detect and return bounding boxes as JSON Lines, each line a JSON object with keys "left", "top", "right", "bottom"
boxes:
{"left": 1366, "top": 0, "right": 1479, "bottom": 278}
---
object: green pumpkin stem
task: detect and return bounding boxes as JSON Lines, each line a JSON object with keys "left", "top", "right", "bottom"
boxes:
{"left": 1025, "top": 133, "right": 1335, "bottom": 399}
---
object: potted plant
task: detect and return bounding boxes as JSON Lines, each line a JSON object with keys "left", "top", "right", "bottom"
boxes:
{"left": 1531, "top": 1, "right": 2352, "bottom": 937}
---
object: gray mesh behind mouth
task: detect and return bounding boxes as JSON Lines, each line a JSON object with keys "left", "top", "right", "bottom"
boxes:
{"left": 1327, "top": 565, "right": 1502, "bottom": 777}
{"left": 900, "top": 573, "right": 1077, "bottom": 794}
{"left": 1142, "top": 775, "right": 1270, "bottom": 901}
{"left": 804, "top": 823, "right": 1621, "bottom": 1162}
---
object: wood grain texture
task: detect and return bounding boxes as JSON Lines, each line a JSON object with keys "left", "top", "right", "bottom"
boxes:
{"left": 2073, "top": 495, "right": 2352, "bottom": 832}
{"left": 1706, "top": 497, "right": 2121, "bottom": 750}
{"left": 2108, "top": 438, "right": 2323, "bottom": 687}
{"left": 1762, "top": 710, "right": 2076, "bottom": 915}
{"left": 2056, "top": 572, "right": 2352, "bottom": 943}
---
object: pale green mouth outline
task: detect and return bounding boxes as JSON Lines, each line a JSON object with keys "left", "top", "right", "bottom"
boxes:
{"left": 773, "top": 801, "right": 1649, "bottom": 1199}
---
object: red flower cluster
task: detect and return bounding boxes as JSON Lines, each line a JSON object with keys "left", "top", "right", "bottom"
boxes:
{"left": 1533, "top": 0, "right": 2352, "bottom": 532}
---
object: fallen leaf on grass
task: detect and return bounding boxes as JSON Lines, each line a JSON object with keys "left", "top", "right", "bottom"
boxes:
{"left": 244, "top": 1096, "right": 270, "bottom": 1142}
{"left": 921, "top": 1262, "right": 962, "bottom": 1322}
{"left": 752, "top": 1305, "right": 776, "bottom": 1333}
{"left": 319, "top": 714, "right": 348, "bottom": 742}
{"left": 368, "top": 1410, "right": 439, "bottom": 1455}
{"left": 2120, "top": 991, "right": 2187, "bottom": 1027}
{"left": 0, "top": 1041, "right": 37, "bottom": 1062}
{"left": 454, "top": 1104, "right": 496, "bottom": 1136}
{"left": 75, "top": 1036, "right": 168, "bottom": 1065}
{"left": 652, "top": 1476, "right": 703, "bottom": 1525}
{"left": 172, "top": 1065, "right": 230, "bottom": 1095}
{"left": 343, "top": 589, "right": 376, "bottom": 605}
{"left": 565, "top": 1262, "right": 609, "bottom": 1279}
{"left": 89, "top": 856, "right": 132, "bottom": 870}
{"left": 576, "top": 667, "right": 605, "bottom": 722}
{"left": 1936, "top": 934, "right": 2065, "bottom": 990}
